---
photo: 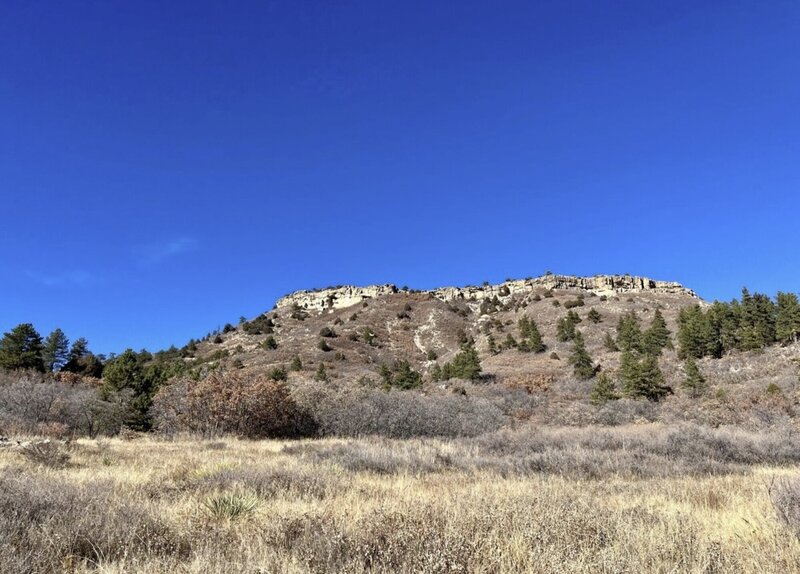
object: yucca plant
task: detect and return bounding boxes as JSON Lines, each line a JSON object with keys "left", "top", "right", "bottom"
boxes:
{"left": 203, "top": 492, "right": 259, "bottom": 520}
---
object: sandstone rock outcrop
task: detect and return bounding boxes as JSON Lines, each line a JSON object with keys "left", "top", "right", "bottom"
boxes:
{"left": 276, "top": 274, "right": 697, "bottom": 313}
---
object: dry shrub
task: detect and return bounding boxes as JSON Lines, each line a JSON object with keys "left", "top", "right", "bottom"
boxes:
{"left": 294, "top": 383, "right": 505, "bottom": 438}
{"left": 18, "top": 440, "right": 71, "bottom": 468}
{"left": 151, "top": 372, "right": 316, "bottom": 438}
{"left": 0, "top": 474, "right": 184, "bottom": 573}
{"left": 770, "top": 476, "right": 800, "bottom": 536}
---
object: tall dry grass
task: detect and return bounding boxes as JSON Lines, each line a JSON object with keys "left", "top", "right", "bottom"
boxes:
{"left": 2, "top": 424, "right": 800, "bottom": 573}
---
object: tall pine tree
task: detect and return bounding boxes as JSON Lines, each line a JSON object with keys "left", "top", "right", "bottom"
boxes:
{"left": 42, "top": 328, "right": 70, "bottom": 372}
{"left": 0, "top": 323, "right": 44, "bottom": 371}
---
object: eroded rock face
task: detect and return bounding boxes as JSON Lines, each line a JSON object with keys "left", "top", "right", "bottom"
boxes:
{"left": 275, "top": 274, "right": 697, "bottom": 312}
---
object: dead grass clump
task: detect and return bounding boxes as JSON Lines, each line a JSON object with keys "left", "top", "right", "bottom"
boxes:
{"left": 770, "top": 476, "right": 800, "bottom": 536}
{"left": 0, "top": 474, "right": 184, "bottom": 573}
{"left": 18, "top": 440, "right": 71, "bottom": 468}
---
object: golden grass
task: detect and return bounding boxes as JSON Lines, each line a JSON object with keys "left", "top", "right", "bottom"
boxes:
{"left": 2, "top": 431, "right": 800, "bottom": 573}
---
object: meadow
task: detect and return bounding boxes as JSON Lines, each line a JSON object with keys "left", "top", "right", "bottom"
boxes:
{"left": 3, "top": 424, "right": 800, "bottom": 573}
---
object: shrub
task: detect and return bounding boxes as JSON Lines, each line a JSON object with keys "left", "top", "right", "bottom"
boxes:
{"left": 151, "top": 372, "right": 316, "bottom": 438}
{"left": 19, "top": 440, "right": 71, "bottom": 468}
{"left": 319, "top": 327, "right": 338, "bottom": 338}
{"left": 380, "top": 361, "right": 423, "bottom": 390}
{"left": 294, "top": 385, "right": 506, "bottom": 438}
{"left": 203, "top": 492, "right": 259, "bottom": 520}
{"left": 242, "top": 315, "right": 274, "bottom": 335}
{"left": 262, "top": 336, "right": 278, "bottom": 350}
{"left": 213, "top": 335, "right": 223, "bottom": 344}
{"left": 318, "top": 340, "right": 332, "bottom": 352}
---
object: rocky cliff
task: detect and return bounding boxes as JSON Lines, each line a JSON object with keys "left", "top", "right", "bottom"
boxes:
{"left": 276, "top": 274, "right": 698, "bottom": 312}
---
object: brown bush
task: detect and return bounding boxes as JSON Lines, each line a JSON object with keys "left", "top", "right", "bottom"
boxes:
{"left": 151, "top": 372, "right": 316, "bottom": 438}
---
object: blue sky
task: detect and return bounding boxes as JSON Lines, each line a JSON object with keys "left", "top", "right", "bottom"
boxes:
{"left": 2, "top": 1, "right": 799, "bottom": 354}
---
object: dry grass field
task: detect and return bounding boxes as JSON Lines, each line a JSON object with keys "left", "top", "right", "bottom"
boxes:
{"left": 4, "top": 424, "right": 800, "bottom": 573}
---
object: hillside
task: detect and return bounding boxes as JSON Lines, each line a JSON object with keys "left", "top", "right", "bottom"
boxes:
{"left": 182, "top": 273, "right": 798, "bottom": 428}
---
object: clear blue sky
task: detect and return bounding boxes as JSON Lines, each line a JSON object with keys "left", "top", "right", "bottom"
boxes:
{"left": 2, "top": 1, "right": 799, "bottom": 354}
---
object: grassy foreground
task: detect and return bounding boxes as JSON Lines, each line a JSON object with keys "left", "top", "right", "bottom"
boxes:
{"left": 3, "top": 426, "right": 800, "bottom": 573}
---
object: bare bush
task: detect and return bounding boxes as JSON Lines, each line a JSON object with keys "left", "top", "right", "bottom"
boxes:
{"left": 294, "top": 383, "right": 506, "bottom": 438}
{"left": 0, "top": 474, "right": 184, "bottom": 573}
{"left": 770, "top": 476, "right": 800, "bottom": 536}
{"left": 18, "top": 440, "right": 70, "bottom": 468}
{"left": 151, "top": 372, "right": 317, "bottom": 438}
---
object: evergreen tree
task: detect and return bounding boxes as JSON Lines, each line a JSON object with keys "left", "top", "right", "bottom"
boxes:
{"left": 643, "top": 309, "right": 671, "bottom": 356}
{"left": 677, "top": 305, "right": 712, "bottom": 359}
{"left": 681, "top": 356, "right": 707, "bottom": 397}
{"left": 315, "top": 362, "right": 328, "bottom": 382}
{"left": 518, "top": 315, "right": 546, "bottom": 352}
{"left": 42, "top": 328, "right": 70, "bottom": 371}
{"left": 587, "top": 308, "right": 602, "bottom": 324}
{"left": 556, "top": 311, "right": 581, "bottom": 342}
{"left": 603, "top": 332, "right": 619, "bottom": 352}
{"left": 618, "top": 349, "right": 641, "bottom": 397}
{"left": 487, "top": 334, "right": 498, "bottom": 355}
{"left": 568, "top": 331, "right": 595, "bottom": 380}
{"left": 590, "top": 372, "right": 619, "bottom": 405}
{"left": 707, "top": 300, "right": 740, "bottom": 358}
{"left": 290, "top": 355, "right": 303, "bottom": 371}
{"left": 637, "top": 354, "right": 670, "bottom": 401}
{"left": 0, "top": 323, "right": 44, "bottom": 371}
{"left": 616, "top": 311, "right": 643, "bottom": 352}
{"left": 776, "top": 292, "right": 800, "bottom": 344}
{"left": 68, "top": 337, "right": 90, "bottom": 362}
{"left": 441, "top": 340, "right": 482, "bottom": 381}
{"left": 738, "top": 288, "right": 776, "bottom": 350}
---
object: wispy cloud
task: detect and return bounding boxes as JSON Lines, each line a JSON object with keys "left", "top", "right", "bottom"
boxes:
{"left": 25, "top": 269, "right": 97, "bottom": 287}
{"left": 133, "top": 236, "right": 197, "bottom": 266}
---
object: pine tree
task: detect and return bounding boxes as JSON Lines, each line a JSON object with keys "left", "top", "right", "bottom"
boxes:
{"left": 643, "top": 309, "right": 671, "bottom": 356}
{"left": 590, "top": 372, "right": 619, "bottom": 405}
{"left": 677, "top": 305, "right": 712, "bottom": 359}
{"left": 518, "top": 315, "right": 546, "bottom": 352}
{"left": 0, "top": 323, "right": 44, "bottom": 371}
{"left": 776, "top": 292, "right": 800, "bottom": 344}
{"left": 290, "top": 355, "right": 303, "bottom": 371}
{"left": 42, "top": 328, "right": 70, "bottom": 371}
{"left": 487, "top": 334, "right": 498, "bottom": 355}
{"left": 636, "top": 354, "right": 670, "bottom": 401}
{"left": 682, "top": 356, "right": 707, "bottom": 397}
{"left": 618, "top": 349, "right": 641, "bottom": 398}
{"left": 616, "top": 311, "right": 643, "bottom": 352}
{"left": 603, "top": 332, "right": 619, "bottom": 352}
{"left": 556, "top": 311, "right": 581, "bottom": 342}
{"left": 587, "top": 308, "right": 602, "bottom": 324}
{"left": 442, "top": 340, "right": 482, "bottom": 381}
{"left": 315, "top": 362, "right": 328, "bottom": 382}
{"left": 568, "top": 331, "right": 595, "bottom": 380}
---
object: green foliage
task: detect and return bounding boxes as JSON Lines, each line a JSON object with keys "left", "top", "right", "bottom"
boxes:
{"left": 433, "top": 340, "right": 482, "bottom": 382}
{"left": 587, "top": 308, "right": 602, "bottom": 324}
{"left": 677, "top": 305, "right": 712, "bottom": 359}
{"left": 619, "top": 350, "right": 670, "bottom": 401}
{"left": 501, "top": 334, "right": 518, "bottom": 350}
{"left": 766, "top": 382, "right": 783, "bottom": 396}
{"left": 262, "top": 336, "right": 278, "bottom": 350}
{"left": 212, "top": 335, "right": 223, "bottom": 344}
{"left": 380, "top": 360, "right": 423, "bottom": 390}
{"left": 642, "top": 309, "right": 671, "bottom": 356}
{"left": 319, "top": 327, "right": 338, "bottom": 338}
{"left": 203, "top": 492, "right": 259, "bottom": 520}
{"left": 616, "top": 311, "right": 642, "bottom": 352}
{"left": 360, "top": 327, "right": 377, "bottom": 346}
{"left": 42, "top": 328, "right": 70, "bottom": 372}
{"left": 426, "top": 349, "right": 439, "bottom": 361}
{"left": 314, "top": 363, "right": 328, "bottom": 382}
{"left": 776, "top": 292, "right": 800, "bottom": 344}
{"left": 0, "top": 323, "right": 45, "bottom": 372}
{"left": 290, "top": 355, "right": 303, "bottom": 371}
{"left": 269, "top": 366, "right": 288, "bottom": 381}
{"left": 590, "top": 372, "right": 619, "bottom": 405}
{"left": 517, "top": 316, "right": 546, "bottom": 353}
{"left": 242, "top": 315, "right": 274, "bottom": 335}
{"left": 318, "top": 339, "right": 332, "bottom": 352}
{"left": 681, "top": 356, "right": 707, "bottom": 397}
{"left": 568, "top": 332, "right": 595, "bottom": 380}
{"left": 556, "top": 311, "right": 581, "bottom": 342}
{"left": 563, "top": 298, "right": 584, "bottom": 309}
{"left": 603, "top": 332, "right": 619, "bottom": 352}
